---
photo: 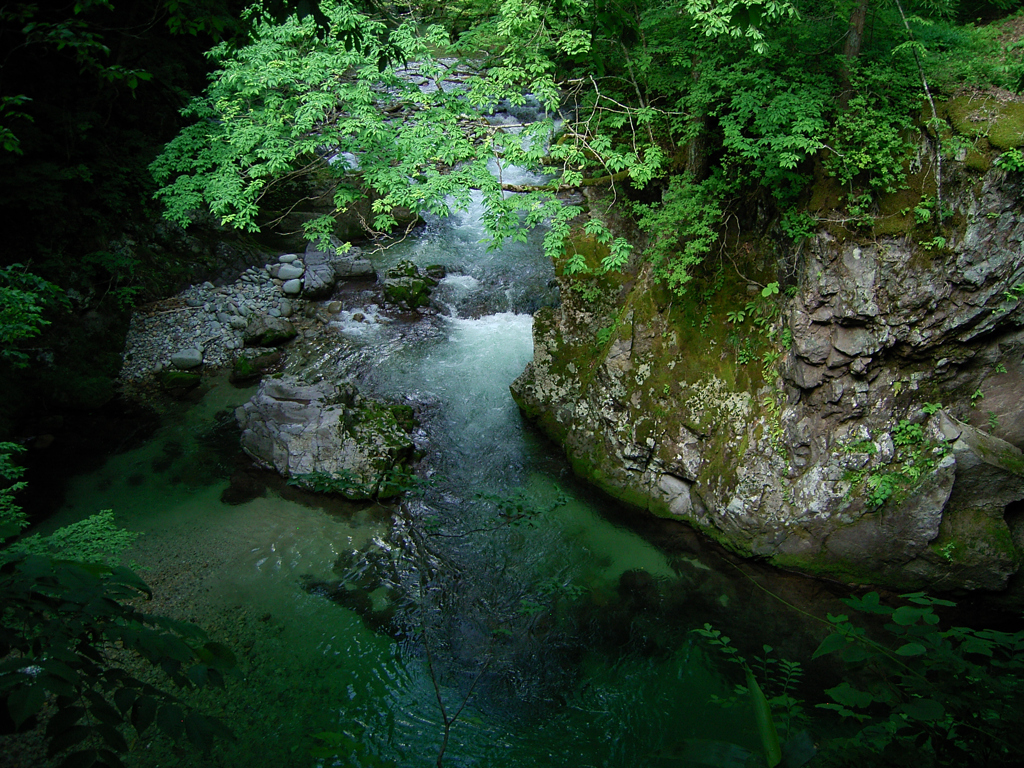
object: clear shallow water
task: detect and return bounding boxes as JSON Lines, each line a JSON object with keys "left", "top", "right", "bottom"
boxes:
{"left": 45, "top": 167, "right": 846, "bottom": 768}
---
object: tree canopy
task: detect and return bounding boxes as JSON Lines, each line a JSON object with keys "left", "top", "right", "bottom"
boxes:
{"left": 151, "top": 0, "right": 1024, "bottom": 293}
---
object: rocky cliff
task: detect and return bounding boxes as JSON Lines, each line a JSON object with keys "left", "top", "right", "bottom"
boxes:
{"left": 512, "top": 158, "right": 1024, "bottom": 592}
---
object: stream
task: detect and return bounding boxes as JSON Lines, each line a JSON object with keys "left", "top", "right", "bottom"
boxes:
{"left": 40, "top": 150, "right": 850, "bottom": 768}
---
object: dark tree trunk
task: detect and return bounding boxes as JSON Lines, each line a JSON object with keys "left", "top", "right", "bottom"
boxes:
{"left": 843, "top": 0, "right": 871, "bottom": 61}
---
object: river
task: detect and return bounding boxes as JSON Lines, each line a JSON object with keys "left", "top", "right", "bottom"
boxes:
{"left": 40, "top": 154, "right": 848, "bottom": 768}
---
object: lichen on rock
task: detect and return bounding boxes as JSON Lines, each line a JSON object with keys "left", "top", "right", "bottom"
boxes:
{"left": 236, "top": 376, "right": 415, "bottom": 500}
{"left": 513, "top": 159, "right": 1024, "bottom": 593}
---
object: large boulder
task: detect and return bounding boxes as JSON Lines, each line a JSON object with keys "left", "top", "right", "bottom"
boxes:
{"left": 511, "top": 160, "right": 1024, "bottom": 593}
{"left": 305, "top": 240, "right": 375, "bottom": 285}
{"left": 236, "top": 377, "right": 415, "bottom": 499}
{"left": 243, "top": 315, "right": 297, "bottom": 347}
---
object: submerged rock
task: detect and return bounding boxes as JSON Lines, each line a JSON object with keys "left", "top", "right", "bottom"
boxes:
{"left": 235, "top": 376, "right": 415, "bottom": 499}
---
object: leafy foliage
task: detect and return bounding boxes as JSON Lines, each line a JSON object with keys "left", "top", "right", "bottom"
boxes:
{"left": 693, "top": 624, "right": 813, "bottom": 768}
{"left": 0, "top": 446, "right": 235, "bottom": 766}
{"left": 0, "top": 555, "right": 236, "bottom": 766}
{"left": 813, "top": 591, "right": 1024, "bottom": 767}
{"left": 0, "top": 265, "right": 67, "bottom": 369}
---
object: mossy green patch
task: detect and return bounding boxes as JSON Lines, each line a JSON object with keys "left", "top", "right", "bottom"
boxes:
{"left": 159, "top": 370, "right": 201, "bottom": 391}
{"left": 770, "top": 551, "right": 882, "bottom": 586}
{"left": 932, "top": 506, "right": 1020, "bottom": 567}
{"left": 942, "top": 95, "right": 1024, "bottom": 150}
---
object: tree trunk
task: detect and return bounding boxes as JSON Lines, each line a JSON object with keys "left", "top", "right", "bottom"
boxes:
{"left": 843, "top": 0, "right": 871, "bottom": 61}
{"left": 839, "top": 0, "right": 871, "bottom": 109}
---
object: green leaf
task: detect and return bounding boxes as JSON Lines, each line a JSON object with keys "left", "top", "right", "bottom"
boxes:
{"left": 901, "top": 697, "right": 944, "bottom": 721}
{"left": 892, "top": 606, "right": 928, "bottom": 626}
{"left": 157, "top": 704, "right": 184, "bottom": 740}
{"left": 8, "top": 682, "right": 46, "bottom": 728}
{"left": 812, "top": 632, "right": 848, "bottom": 659}
{"left": 58, "top": 750, "right": 98, "bottom": 768}
{"left": 130, "top": 695, "right": 157, "bottom": 734}
{"left": 46, "top": 705, "right": 86, "bottom": 740}
{"left": 895, "top": 642, "right": 928, "bottom": 657}
{"left": 48, "top": 725, "right": 91, "bottom": 757}
{"left": 113, "top": 687, "right": 137, "bottom": 714}
{"left": 184, "top": 712, "right": 217, "bottom": 752}
{"left": 825, "top": 682, "right": 874, "bottom": 709}
{"left": 746, "top": 669, "right": 782, "bottom": 768}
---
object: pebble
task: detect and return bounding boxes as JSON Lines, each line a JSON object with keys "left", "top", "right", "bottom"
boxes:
{"left": 282, "top": 279, "right": 302, "bottom": 295}
{"left": 278, "top": 253, "right": 298, "bottom": 263}
{"left": 119, "top": 258, "right": 309, "bottom": 382}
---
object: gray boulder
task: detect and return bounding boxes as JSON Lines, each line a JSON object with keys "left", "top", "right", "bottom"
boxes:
{"left": 243, "top": 315, "right": 297, "bottom": 347}
{"left": 304, "top": 240, "right": 376, "bottom": 289}
{"left": 170, "top": 348, "right": 203, "bottom": 369}
{"left": 236, "top": 377, "right": 415, "bottom": 499}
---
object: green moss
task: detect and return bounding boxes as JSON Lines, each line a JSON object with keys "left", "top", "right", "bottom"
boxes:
{"left": 942, "top": 96, "right": 1024, "bottom": 151}
{"left": 159, "top": 370, "right": 201, "bottom": 391}
{"left": 932, "top": 506, "right": 1020, "bottom": 566}
{"left": 770, "top": 551, "right": 881, "bottom": 585}
{"left": 389, "top": 404, "right": 416, "bottom": 433}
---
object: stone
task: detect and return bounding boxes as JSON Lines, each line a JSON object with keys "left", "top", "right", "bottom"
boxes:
{"left": 242, "top": 315, "right": 297, "bottom": 347}
{"left": 306, "top": 240, "right": 375, "bottom": 281}
{"left": 277, "top": 263, "right": 305, "bottom": 280}
{"left": 302, "top": 250, "right": 337, "bottom": 298}
{"left": 327, "top": 301, "right": 343, "bottom": 314}
{"left": 279, "top": 299, "right": 293, "bottom": 317}
{"left": 832, "top": 325, "right": 875, "bottom": 357}
{"left": 282, "top": 278, "right": 302, "bottom": 295}
{"left": 170, "top": 348, "right": 203, "bottom": 369}
{"left": 278, "top": 253, "right": 299, "bottom": 263}
{"left": 382, "top": 260, "right": 442, "bottom": 310}
{"left": 236, "top": 377, "right": 415, "bottom": 499}
{"left": 508, "top": 155, "right": 1024, "bottom": 593}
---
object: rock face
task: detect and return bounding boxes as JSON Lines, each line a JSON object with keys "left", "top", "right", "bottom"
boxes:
{"left": 512, "top": 163, "right": 1024, "bottom": 592}
{"left": 236, "top": 377, "right": 415, "bottom": 499}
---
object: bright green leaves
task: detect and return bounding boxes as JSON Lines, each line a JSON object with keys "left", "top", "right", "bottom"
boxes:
{"left": 0, "top": 264, "right": 67, "bottom": 369}
{"left": 711, "top": 63, "right": 828, "bottom": 199}
{"left": 747, "top": 669, "right": 783, "bottom": 768}
{"left": 635, "top": 173, "right": 723, "bottom": 294}
{"left": 153, "top": 2, "right": 472, "bottom": 236}
{"left": 685, "top": 0, "right": 799, "bottom": 55}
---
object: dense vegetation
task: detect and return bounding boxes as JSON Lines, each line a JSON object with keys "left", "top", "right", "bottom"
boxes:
{"left": 3, "top": 0, "right": 1024, "bottom": 766}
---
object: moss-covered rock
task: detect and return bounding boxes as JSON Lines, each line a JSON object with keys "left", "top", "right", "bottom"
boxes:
{"left": 512, "top": 157, "right": 1024, "bottom": 594}
{"left": 159, "top": 370, "right": 201, "bottom": 392}
{"left": 243, "top": 315, "right": 298, "bottom": 347}
{"left": 382, "top": 260, "right": 444, "bottom": 310}
{"left": 236, "top": 377, "right": 416, "bottom": 501}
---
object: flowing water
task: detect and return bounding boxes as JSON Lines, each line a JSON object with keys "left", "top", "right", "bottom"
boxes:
{"left": 42, "top": 157, "right": 849, "bottom": 768}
